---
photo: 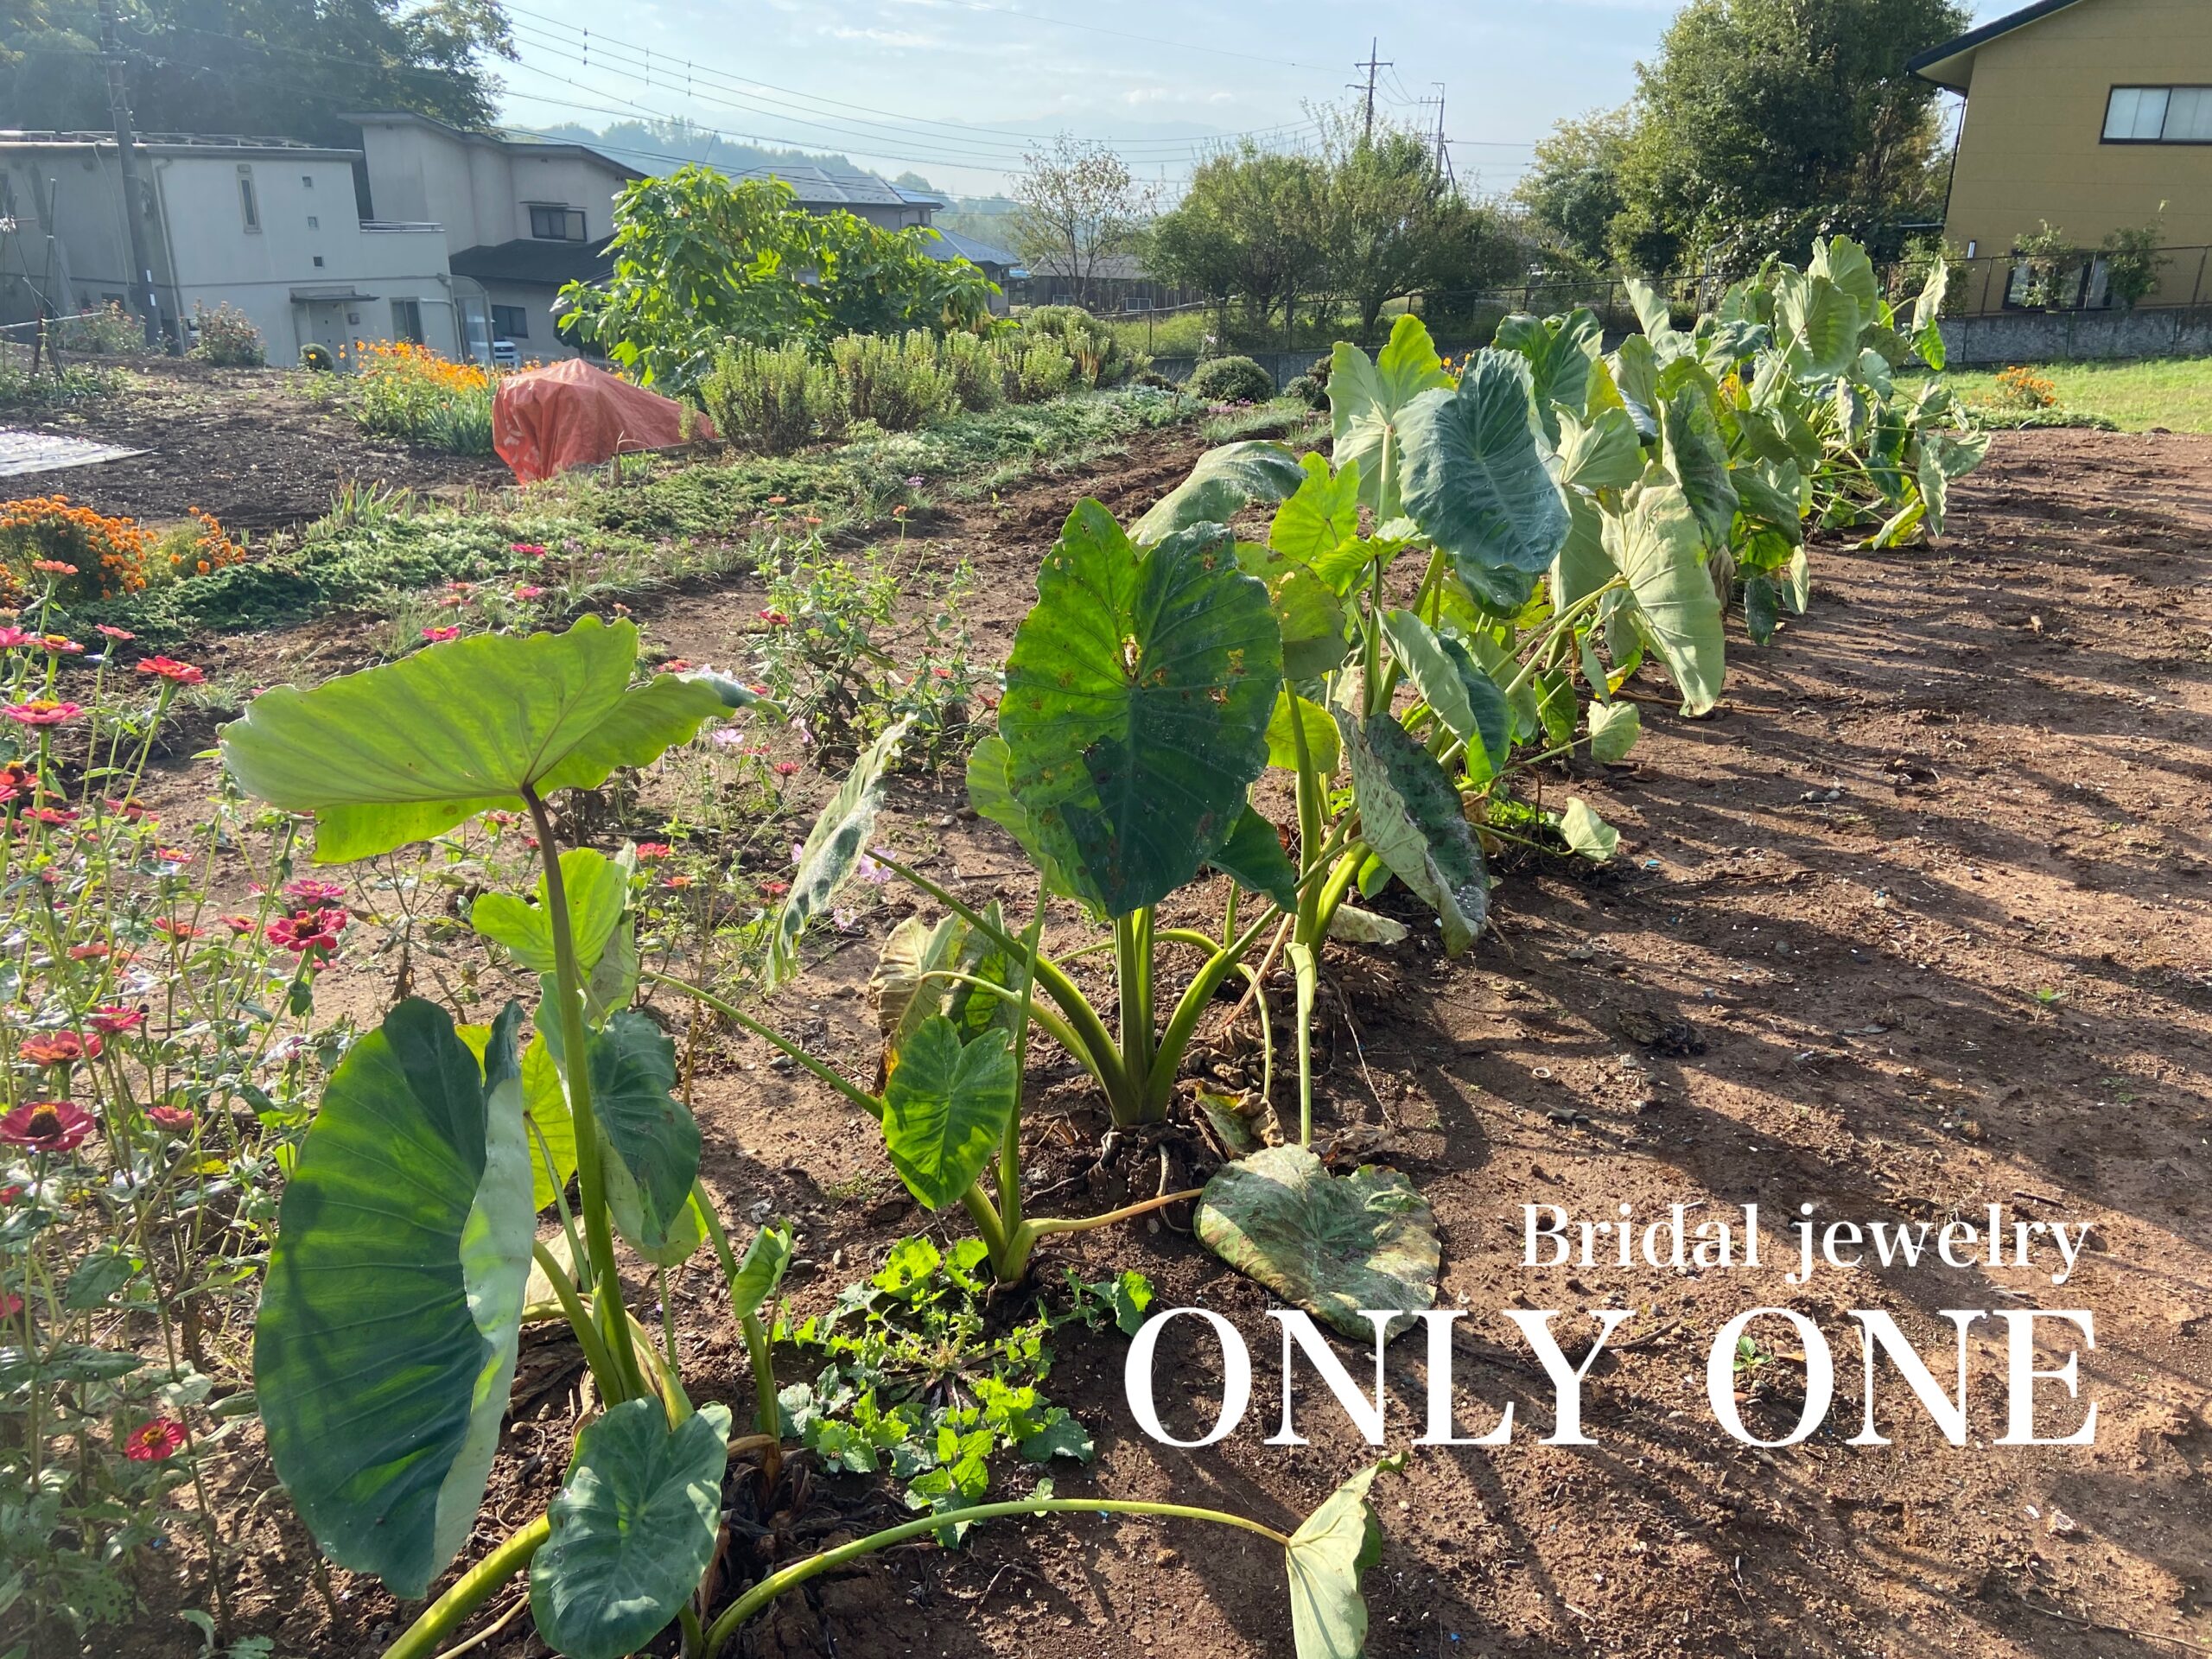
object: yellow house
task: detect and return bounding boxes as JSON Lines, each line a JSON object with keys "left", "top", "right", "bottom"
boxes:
{"left": 1910, "top": 0, "right": 2212, "bottom": 314}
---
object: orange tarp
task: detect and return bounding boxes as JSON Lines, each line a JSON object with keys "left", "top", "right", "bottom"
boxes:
{"left": 492, "top": 357, "right": 715, "bottom": 484}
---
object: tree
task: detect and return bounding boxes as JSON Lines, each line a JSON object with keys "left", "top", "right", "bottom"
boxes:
{"left": 0, "top": 0, "right": 515, "bottom": 149}
{"left": 1146, "top": 140, "right": 1326, "bottom": 342}
{"left": 1543, "top": 0, "right": 1966, "bottom": 274}
{"left": 1515, "top": 107, "right": 1632, "bottom": 269}
{"left": 1009, "top": 136, "right": 1158, "bottom": 310}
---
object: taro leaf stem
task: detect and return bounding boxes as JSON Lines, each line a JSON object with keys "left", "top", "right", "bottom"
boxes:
{"left": 378, "top": 1516, "right": 550, "bottom": 1659}
{"left": 701, "top": 1500, "right": 1292, "bottom": 1658}
{"left": 520, "top": 784, "right": 645, "bottom": 1402}
{"left": 694, "top": 1188, "right": 782, "bottom": 1467}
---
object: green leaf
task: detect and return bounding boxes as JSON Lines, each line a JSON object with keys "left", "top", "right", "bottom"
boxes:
{"left": 1208, "top": 805, "right": 1298, "bottom": 909}
{"left": 880, "top": 1017, "right": 1016, "bottom": 1211}
{"left": 254, "top": 999, "right": 532, "bottom": 1598}
{"left": 1329, "top": 315, "right": 1452, "bottom": 515}
{"left": 61, "top": 1251, "right": 139, "bottom": 1312}
{"left": 461, "top": 1026, "right": 573, "bottom": 1214}
{"left": 1781, "top": 274, "right": 1861, "bottom": 380}
{"left": 1378, "top": 611, "right": 1508, "bottom": 779}
{"left": 1492, "top": 308, "right": 1599, "bottom": 441}
{"left": 965, "top": 735, "right": 1085, "bottom": 905}
{"left": 999, "top": 504, "right": 1281, "bottom": 916}
{"left": 767, "top": 720, "right": 907, "bottom": 989}
{"left": 1732, "top": 459, "right": 1804, "bottom": 543}
{"left": 470, "top": 849, "right": 627, "bottom": 978}
{"left": 1811, "top": 235, "right": 1879, "bottom": 314}
{"left": 1660, "top": 387, "right": 1738, "bottom": 550}
{"left": 1268, "top": 452, "right": 1362, "bottom": 569}
{"left": 1337, "top": 710, "right": 1490, "bottom": 955}
{"left": 1910, "top": 259, "right": 1950, "bottom": 369}
{"left": 1236, "top": 540, "right": 1351, "bottom": 679}
{"left": 1555, "top": 406, "right": 1643, "bottom": 491}
{"left": 589, "top": 1013, "right": 703, "bottom": 1266}
{"left": 219, "top": 617, "right": 737, "bottom": 863}
{"left": 725, "top": 1224, "right": 792, "bottom": 1322}
{"left": 1559, "top": 798, "right": 1618, "bottom": 862}
{"left": 1018, "top": 1413, "right": 1095, "bottom": 1464}
{"left": 1586, "top": 700, "right": 1640, "bottom": 764}
{"left": 1197, "top": 1145, "right": 1440, "bottom": 1342}
{"left": 1285, "top": 1462, "right": 1389, "bottom": 1659}
{"left": 1745, "top": 573, "right": 1782, "bottom": 644}
{"left": 1265, "top": 687, "right": 1340, "bottom": 775}
{"left": 530, "top": 1398, "right": 732, "bottom": 1659}
{"left": 1131, "top": 442, "right": 1306, "bottom": 545}
{"left": 1551, "top": 490, "right": 1615, "bottom": 613}
{"left": 1602, "top": 484, "right": 1726, "bottom": 716}
{"left": 1398, "top": 349, "right": 1570, "bottom": 615}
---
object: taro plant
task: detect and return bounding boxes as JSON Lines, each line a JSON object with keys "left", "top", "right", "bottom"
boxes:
{"left": 219, "top": 615, "right": 1385, "bottom": 1659}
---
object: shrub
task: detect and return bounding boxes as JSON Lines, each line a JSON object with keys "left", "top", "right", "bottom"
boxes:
{"left": 1185, "top": 354, "right": 1274, "bottom": 404}
{"left": 1283, "top": 372, "right": 1328, "bottom": 410}
{"left": 54, "top": 302, "right": 153, "bottom": 357}
{"left": 0, "top": 359, "right": 118, "bottom": 408}
{"left": 699, "top": 341, "right": 839, "bottom": 454}
{"left": 935, "top": 329, "right": 1003, "bottom": 412}
{"left": 153, "top": 507, "right": 250, "bottom": 580}
{"left": 2102, "top": 213, "right": 2171, "bottom": 311}
{"left": 1020, "top": 305, "right": 1140, "bottom": 388}
{"left": 189, "top": 301, "right": 265, "bottom": 366}
{"left": 0, "top": 495, "right": 152, "bottom": 603}
{"left": 829, "top": 330, "right": 957, "bottom": 431}
{"left": 989, "top": 335, "right": 1075, "bottom": 404}
{"left": 350, "top": 340, "right": 495, "bottom": 454}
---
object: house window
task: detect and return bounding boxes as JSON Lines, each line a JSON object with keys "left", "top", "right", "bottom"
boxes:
{"left": 302, "top": 174, "right": 314, "bottom": 188}
{"left": 391, "top": 299, "right": 424, "bottom": 344}
{"left": 529, "top": 205, "right": 586, "bottom": 241}
{"left": 490, "top": 304, "right": 530, "bottom": 340}
{"left": 238, "top": 170, "right": 259, "bottom": 232}
{"left": 306, "top": 214, "right": 319, "bottom": 230}
{"left": 2103, "top": 86, "right": 2212, "bottom": 143}
{"left": 313, "top": 255, "right": 324, "bottom": 268}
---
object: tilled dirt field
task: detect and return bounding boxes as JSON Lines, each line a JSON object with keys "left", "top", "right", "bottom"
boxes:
{"left": 113, "top": 424, "right": 2212, "bottom": 1659}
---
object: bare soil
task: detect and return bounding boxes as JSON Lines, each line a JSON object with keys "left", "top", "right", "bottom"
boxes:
{"left": 10, "top": 358, "right": 510, "bottom": 531}
{"left": 104, "top": 425, "right": 2212, "bottom": 1659}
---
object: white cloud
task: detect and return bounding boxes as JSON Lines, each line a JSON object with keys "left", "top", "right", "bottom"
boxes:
{"left": 1123, "top": 86, "right": 1169, "bottom": 105}
{"left": 821, "top": 24, "right": 940, "bottom": 46}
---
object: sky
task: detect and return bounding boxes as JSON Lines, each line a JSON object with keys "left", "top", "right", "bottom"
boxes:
{"left": 491, "top": 0, "right": 2016, "bottom": 200}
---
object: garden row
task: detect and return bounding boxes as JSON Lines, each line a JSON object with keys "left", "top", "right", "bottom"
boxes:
{"left": 0, "top": 236, "right": 1986, "bottom": 1656}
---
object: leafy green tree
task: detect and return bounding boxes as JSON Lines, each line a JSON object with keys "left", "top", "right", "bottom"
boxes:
{"left": 558, "top": 166, "right": 997, "bottom": 391}
{"left": 1009, "top": 136, "right": 1158, "bottom": 310}
{"left": 1146, "top": 141, "right": 1327, "bottom": 342}
{"left": 1599, "top": 0, "right": 1967, "bottom": 272}
{"left": 0, "top": 0, "right": 514, "bottom": 148}
{"left": 1515, "top": 107, "right": 1633, "bottom": 268}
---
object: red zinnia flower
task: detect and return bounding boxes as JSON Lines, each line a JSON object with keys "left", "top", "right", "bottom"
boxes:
{"left": 68, "top": 942, "right": 111, "bottom": 960}
{"left": 88, "top": 1006, "right": 145, "bottom": 1034}
{"left": 283, "top": 879, "right": 347, "bottom": 905}
{"left": 18, "top": 1031, "right": 99, "bottom": 1066}
{"left": 105, "top": 798, "right": 149, "bottom": 819}
{"left": 153, "top": 845, "right": 191, "bottom": 863}
{"left": 662, "top": 658, "right": 690, "bottom": 671}
{"left": 510, "top": 542, "right": 546, "bottom": 556}
{"left": 153, "top": 919, "right": 201, "bottom": 942}
{"left": 267, "top": 906, "right": 346, "bottom": 955}
{"left": 634, "top": 842, "right": 671, "bottom": 861}
{"left": 0, "top": 1100, "right": 95, "bottom": 1152}
{"left": 148, "top": 1104, "right": 194, "bottom": 1131}
{"left": 758, "top": 609, "right": 791, "bottom": 626}
{"left": 135, "top": 657, "right": 205, "bottom": 686}
{"left": 26, "top": 807, "right": 74, "bottom": 826}
{"left": 773, "top": 760, "right": 799, "bottom": 777}
{"left": 0, "top": 1292, "right": 21, "bottom": 1319}
{"left": 421, "top": 626, "right": 460, "bottom": 643}
{"left": 95, "top": 624, "right": 135, "bottom": 641}
{"left": 759, "top": 879, "right": 789, "bottom": 897}
{"left": 3, "top": 702, "right": 82, "bottom": 727}
{"left": 218, "top": 914, "right": 255, "bottom": 936}
{"left": 123, "top": 1419, "right": 186, "bottom": 1462}
{"left": 30, "top": 561, "right": 74, "bottom": 576}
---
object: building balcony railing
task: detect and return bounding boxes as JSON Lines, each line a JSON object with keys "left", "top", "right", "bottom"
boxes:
{"left": 1944, "top": 244, "right": 2212, "bottom": 319}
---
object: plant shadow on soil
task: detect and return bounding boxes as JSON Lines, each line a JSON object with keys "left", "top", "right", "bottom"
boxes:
{"left": 90, "top": 416, "right": 2212, "bottom": 1659}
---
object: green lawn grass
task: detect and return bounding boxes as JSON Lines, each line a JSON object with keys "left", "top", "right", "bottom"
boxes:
{"left": 1939, "top": 356, "right": 2212, "bottom": 433}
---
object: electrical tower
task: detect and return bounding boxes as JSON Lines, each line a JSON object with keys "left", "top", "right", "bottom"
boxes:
{"left": 1349, "top": 39, "right": 1394, "bottom": 141}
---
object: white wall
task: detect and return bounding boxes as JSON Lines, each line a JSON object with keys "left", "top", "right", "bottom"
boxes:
{"left": 355, "top": 119, "right": 632, "bottom": 250}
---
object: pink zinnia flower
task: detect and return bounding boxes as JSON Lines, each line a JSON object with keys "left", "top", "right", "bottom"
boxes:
{"left": 0, "top": 626, "right": 31, "bottom": 648}
{"left": 149, "top": 1104, "right": 194, "bottom": 1131}
{"left": 123, "top": 1419, "right": 185, "bottom": 1462}
{"left": 3, "top": 702, "right": 82, "bottom": 727}
{"left": 95, "top": 624, "right": 135, "bottom": 641}
{"left": 87, "top": 1006, "right": 145, "bottom": 1034}
{"left": 421, "top": 626, "right": 460, "bottom": 643}
{"left": 635, "top": 842, "right": 671, "bottom": 861}
{"left": 511, "top": 542, "right": 546, "bottom": 556}
{"left": 513, "top": 585, "right": 545, "bottom": 600}
{"left": 135, "top": 657, "right": 203, "bottom": 685}
{"left": 267, "top": 906, "right": 346, "bottom": 955}
{"left": 0, "top": 1100, "right": 95, "bottom": 1153}
{"left": 283, "top": 879, "right": 347, "bottom": 905}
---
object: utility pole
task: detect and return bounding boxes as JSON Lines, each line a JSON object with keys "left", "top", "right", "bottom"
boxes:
{"left": 98, "top": 0, "right": 165, "bottom": 352}
{"left": 1349, "top": 39, "right": 1393, "bottom": 143}
{"left": 1417, "top": 84, "right": 1455, "bottom": 185}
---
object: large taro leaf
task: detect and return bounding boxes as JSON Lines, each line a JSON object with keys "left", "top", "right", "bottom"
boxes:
{"left": 1910, "top": 257, "right": 1950, "bottom": 370}
{"left": 1659, "top": 386, "right": 1738, "bottom": 550}
{"left": 471, "top": 848, "right": 628, "bottom": 979}
{"left": 1285, "top": 1462, "right": 1388, "bottom": 1659}
{"left": 1337, "top": 710, "right": 1490, "bottom": 955}
{"left": 1811, "top": 234, "right": 1880, "bottom": 315}
{"left": 1236, "top": 540, "right": 1351, "bottom": 680}
{"left": 1398, "top": 349, "right": 1570, "bottom": 614}
{"left": 965, "top": 734, "right": 1087, "bottom": 906}
{"left": 254, "top": 998, "right": 532, "bottom": 1598}
{"left": 1131, "top": 441, "right": 1306, "bottom": 546}
{"left": 1268, "top": 452, "right": 1362, "bottom": 570}
{"left": 1554, "top": 406, "right": 1643, "bottom": 493}
{"left": 1781, "top": 273, "right": 1861, "bottom": 381}
{"left": 1378, "top": 611, "right": 1510, "bottom": 783}
{"left": 589, "top": 1012, "right": 703, "bottom": 1266}
{"left": 725, "top": 1224, "right": 793, "bottom": 1322}
{"left": 1265, "top": 687, "right": 1340, "bottom": 776}
{"left": 461, "top": 1024, "right": 574, "bottom": 1214}
{"left": 1603, "top": 482, "right": 1726, "bottom": 716}
{"left": 219, "top": 616, "right": 741, "bottom": 863}
{"left": 1492, "top": 308, "right": 1600, "bottom": 442}
{"left": 998, "top": 504, "right": 1281, "bottom": 917}
{"left": 1208, "top": 804, "right": 1299, "bottom": 909}
{"left": 1197, "top": 1145, "right": 1440, "bottom": 1341}
{"left": 1330, "top": 315, "right": 1452, "bottom": 516}
{"left": 766, "top": 719, "right": 907, "bottom": 989}
{"left": 880, "top": 1015, "right": 1016, "bottom": 1211}
{"left": 530, "top": 1397, "right": 732, "bottom": 1659}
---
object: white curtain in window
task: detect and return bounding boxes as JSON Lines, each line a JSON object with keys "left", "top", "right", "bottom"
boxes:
{"left": 2164, "top": 86, "right": 2212, "bottom": 142}
{"left": 2104, "top": 86, "right": 2171, "bottom": 140}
